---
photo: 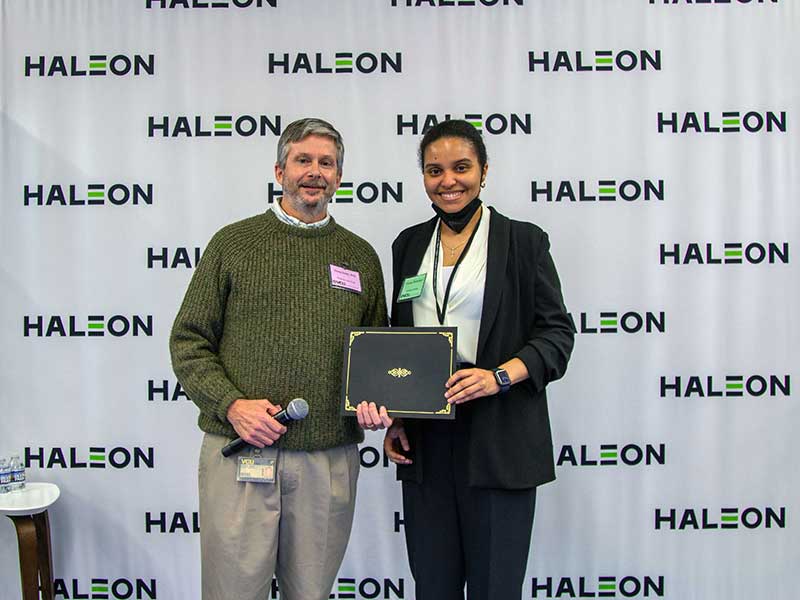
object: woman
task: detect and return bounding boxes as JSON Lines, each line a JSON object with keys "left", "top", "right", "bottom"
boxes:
{"left": 357, "top": 119, "right": 575, "bottom": 600}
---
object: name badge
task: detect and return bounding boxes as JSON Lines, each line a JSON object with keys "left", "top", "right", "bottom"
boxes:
{"left": 397, "top": 273, "right": 426, "bottom": 302}
{"left": 329, "top": 264, "right": 362, "bottom": 294}
{"left": 236, "top": 457, "right": 276, "bottom": 483}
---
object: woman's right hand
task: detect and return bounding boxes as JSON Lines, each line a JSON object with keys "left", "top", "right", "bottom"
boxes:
{"left": 384, "top": 419, "right": 413, "bottom": 465}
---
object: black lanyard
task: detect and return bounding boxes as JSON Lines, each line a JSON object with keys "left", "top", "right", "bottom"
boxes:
{"left": 432, "top": 211, "right": 482, "bottom": 326}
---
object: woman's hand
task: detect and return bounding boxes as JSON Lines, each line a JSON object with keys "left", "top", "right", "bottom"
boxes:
{"left": 384, "top": 419, "right": 412, "bottom": 465}
{"left": 356, "top": 401, "right": 393, "bottom": 431}
{"left": 444, "top": 368, "right": 500, "bottom": 404}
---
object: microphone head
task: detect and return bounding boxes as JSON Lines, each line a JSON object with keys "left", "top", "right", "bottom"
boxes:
{"left": 286, "top": 398, "right": 309, "bottom": 421}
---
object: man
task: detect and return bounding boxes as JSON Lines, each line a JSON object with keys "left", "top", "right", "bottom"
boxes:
{"left": 170, "top": 118, "right": 388, "bottom": 600}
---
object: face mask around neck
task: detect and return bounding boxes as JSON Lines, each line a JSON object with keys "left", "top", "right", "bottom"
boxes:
{"left": 431, "top": 197, "right": 482, "bottom": 233}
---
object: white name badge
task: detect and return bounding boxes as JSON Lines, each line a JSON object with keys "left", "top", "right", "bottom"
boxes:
{"left": 236, "top": 456, "right": 276, "bottom": 483}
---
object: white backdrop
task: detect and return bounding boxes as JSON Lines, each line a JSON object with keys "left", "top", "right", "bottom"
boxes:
{"left": 1, "top": 1, "right": 798, "bottom": 599}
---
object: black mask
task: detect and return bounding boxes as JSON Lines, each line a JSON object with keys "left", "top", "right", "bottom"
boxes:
{"left": 432, "top": 197, "right": 482, "bottom": 233}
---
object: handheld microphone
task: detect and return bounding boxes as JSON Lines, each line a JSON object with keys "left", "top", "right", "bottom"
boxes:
{"left": 221, "top": 398, "right": 309, "bottom": 457}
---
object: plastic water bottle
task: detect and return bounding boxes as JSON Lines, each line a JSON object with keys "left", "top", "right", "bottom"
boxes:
{"left": 0, "top": 458, "right": 11, "bottom": 493}
{"left": 9, "top": 454, "right": 26, "bottom": 492}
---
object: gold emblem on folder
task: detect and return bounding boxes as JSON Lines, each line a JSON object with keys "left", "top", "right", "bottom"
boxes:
{"left": 387, "top": 368, "right": 412, "bottom": 378}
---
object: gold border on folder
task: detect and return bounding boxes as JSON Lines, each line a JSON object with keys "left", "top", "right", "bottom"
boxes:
{"left": 343, "top": 330, "right": 454, "bottom": 416}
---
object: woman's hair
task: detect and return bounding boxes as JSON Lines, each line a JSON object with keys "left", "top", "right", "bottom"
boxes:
{"left": 417, "top": 119, "right": 488, "bottom": 172}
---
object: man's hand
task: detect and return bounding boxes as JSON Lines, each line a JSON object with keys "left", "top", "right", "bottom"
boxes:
{"left": 356, "top": 401, "right": 393, "bottom": 431}
{"left": 226, "top": 399, "right": 287, "bottom": 447}
{"left": 383, "top": 419, "right": 412, "bottom": 465}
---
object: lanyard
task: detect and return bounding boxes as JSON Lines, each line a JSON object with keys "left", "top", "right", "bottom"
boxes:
{"left": 432, "top": 211, "right": 483, "bottom": 326}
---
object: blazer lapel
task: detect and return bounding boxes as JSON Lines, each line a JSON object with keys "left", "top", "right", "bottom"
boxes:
{"left": 395, "top": 217, "right": 437, "bottom": 327}
{"left": 476, "top": 207, "right": 509, "bottom": 362}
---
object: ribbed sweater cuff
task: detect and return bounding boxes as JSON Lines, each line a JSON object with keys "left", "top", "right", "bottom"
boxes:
{"left": 216, "top": 388, "right": 245, "bottom": 424}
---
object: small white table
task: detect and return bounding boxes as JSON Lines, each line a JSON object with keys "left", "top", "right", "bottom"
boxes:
{"left": 0, "top": 483, "right": 60, "bottom": 600}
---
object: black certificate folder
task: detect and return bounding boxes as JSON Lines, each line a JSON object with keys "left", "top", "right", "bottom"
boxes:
{"left": 341, "top": 327, "right": 457, "bottom": 420}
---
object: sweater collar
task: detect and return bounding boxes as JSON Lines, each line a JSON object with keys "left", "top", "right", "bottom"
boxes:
{"left": 263, "top": 208, "right": 338, "bottom": 238}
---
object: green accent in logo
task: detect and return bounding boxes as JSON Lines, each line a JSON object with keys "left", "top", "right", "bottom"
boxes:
{"left": 336, "top": 190, "right": 353, "bottom": 196}
{"left": 214, "top": 123, "right": 232, "bottom": 129}
{"left": 338, "top": 584, "right": 356, "bottom": 592}
{"left": 89, "top": 453, "right": 105, "bottom": 461}
{"left": 599, "top": 584, "right": 616, "bottom": 591}
{"left": 468, "top": 120, "right": 483, "bottom": 129}
{"left": 721, "top": 515, "right": 738, "bottom": 522}
{"left": 596, "top": 58, "right": 613, "bottom": 65}
{"left": 335, "top": 60, "right": 353, "bottom": 66}
{"left": 722, "top": 119, "right": 740, "bottom": 126}
{"left": 89, "top": 62, "right": 107, "bottom": 69}
{"left": 87, "top": 191, "right": 104, "bottom": 198}
{"left": 725, "top": 250, "right": 743, "bottom": 257}
{"left": 88, "top": 323, "right": 104, "bottom": 330}
{"left": 600, "top": 319, "right": 617, "bottom": 327}
{"left": 91, "top": 585, "right": 109, "bottom": 592}
{"left": 599, "top": 187, "right": 616, "bottom": 194}
{"left": 600, "top": 451, "right": 617, "bottom": 459}
{"left": 726, "top": 383, "right": 744, "bottom": 390}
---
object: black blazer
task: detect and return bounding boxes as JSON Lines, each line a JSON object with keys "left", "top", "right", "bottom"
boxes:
{"left": 391, "top": 207, "right": 575, "bottom": 489}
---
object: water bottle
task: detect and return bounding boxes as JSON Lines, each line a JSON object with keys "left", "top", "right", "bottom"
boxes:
{"left": 9, "top": 454, "right": 26, "bottom": 492}
{"left": 0, "top": 458, "right": 11, "bottom": 493}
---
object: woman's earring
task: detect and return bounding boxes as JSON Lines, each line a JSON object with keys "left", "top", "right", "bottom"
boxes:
{"left": 480, "top": 181, "right": 486, "bottom": 188}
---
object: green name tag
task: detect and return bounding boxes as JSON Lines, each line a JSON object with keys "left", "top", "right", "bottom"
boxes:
{"left": 397, "top": 273, "right": 427, "bottom": 302}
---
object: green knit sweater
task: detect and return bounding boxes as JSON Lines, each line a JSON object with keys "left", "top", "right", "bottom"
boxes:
{"left": 169, "top": 210, "right": 388, "bottom": 451}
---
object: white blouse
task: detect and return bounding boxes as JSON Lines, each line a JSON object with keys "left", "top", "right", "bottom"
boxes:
{"left": 411, "top": 208, "right": 490, "bottom": 365}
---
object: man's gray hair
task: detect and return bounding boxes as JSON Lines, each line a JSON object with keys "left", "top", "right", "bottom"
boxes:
{"left": 276, "top": 118, "right": 345, "bottom": 172}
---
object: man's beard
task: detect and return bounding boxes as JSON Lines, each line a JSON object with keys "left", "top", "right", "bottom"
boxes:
{"left": 282, "top": 184, "right": 332, "bottom": 219}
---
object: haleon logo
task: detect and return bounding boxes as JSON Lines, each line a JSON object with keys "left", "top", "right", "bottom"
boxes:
{"left": 532, "top": 179, "right": 664, "bottom": 203}
{"left": 54, "top": 577, "right": 157, "bottom": 600}
{"left": 268, "top": 51, "right": 401, "bottom": 74}
{"left": 25, "top": 54, "right": 154, "bottom": 78}
{"left": 145, "top": 511, "right": 199, "bottom": 533}
{"left": 146, "top": 0, "right": 276, "bottom": 8}
{"left": 657, "top": 110, "right": 786, "bottom": 133}
{"left": 26, "top": 447, "right": 155, "bottom": 470}
{"left": 148, "top": 378, "right": 191, "bottom": 402}
{"left": 532, "top": 575, "right": 665, "bottom": 598}
{"left": 655, "top": 506, "right": 786, "bottom": 530}
{"left": 528, "top": 50, "right": 661, "bottom": 73}
{"left": 649, "top": 0, "right": 778, "bottom": 5}
{"left": 574, "top": 311, "right": 665, "bottom": 334}
{"left": 268, "top": 182, "right": 403, "bottom": 205}
{"left": 391, "top": 0, "right": 523, "bottom": 6}
{"left": 148, "top": 114, "right": 281, "bottom": 138}
{"left": 269, "top": 577, "right": 405, "bottom": 599}
{"left": 557, "top": 444, "right": 665, "bottom": 467}
{"left": 147, "top": 247, "right": 202, "bottom": 269}
{"left": 24, "top": 183, "right": 153, "bottom": 207}
{"left": 660, "top": 242, "right": 789, "bottom": 265}
{"left": 23, "top": 315, "right": 153, "bottom": 338}
{"left": 397, "top": 113, "right": 531, "bottom": 135}
{"left": 660, "top": 374, "right": 791, "bottom": 398}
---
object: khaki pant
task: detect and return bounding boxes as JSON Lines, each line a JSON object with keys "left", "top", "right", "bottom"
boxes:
{"left": 198, "top": 433, "right": 360, "bottom": 600}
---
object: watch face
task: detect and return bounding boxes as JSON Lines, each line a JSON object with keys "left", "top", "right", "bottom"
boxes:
{"left": 495, "top": 369, "right": 511, "bottom": 387}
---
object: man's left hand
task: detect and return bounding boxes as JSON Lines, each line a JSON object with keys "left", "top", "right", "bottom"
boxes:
{"left": 356, "top": 401, "right": 393, "bottom": 430}
{"left": 444, "top": 368, "right": 500, "bottom": 404}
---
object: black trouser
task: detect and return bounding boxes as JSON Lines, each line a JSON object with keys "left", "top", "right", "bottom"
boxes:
{"left": 401, "top": 411, "right": 537, "bottom": 600}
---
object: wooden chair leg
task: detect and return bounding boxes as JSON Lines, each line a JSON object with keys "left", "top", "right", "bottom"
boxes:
{"left": 34, "top": 511, "right": 55, "bottom": 599}
{"left": 9, "top": 515, "right": 41, "bottom": 600}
